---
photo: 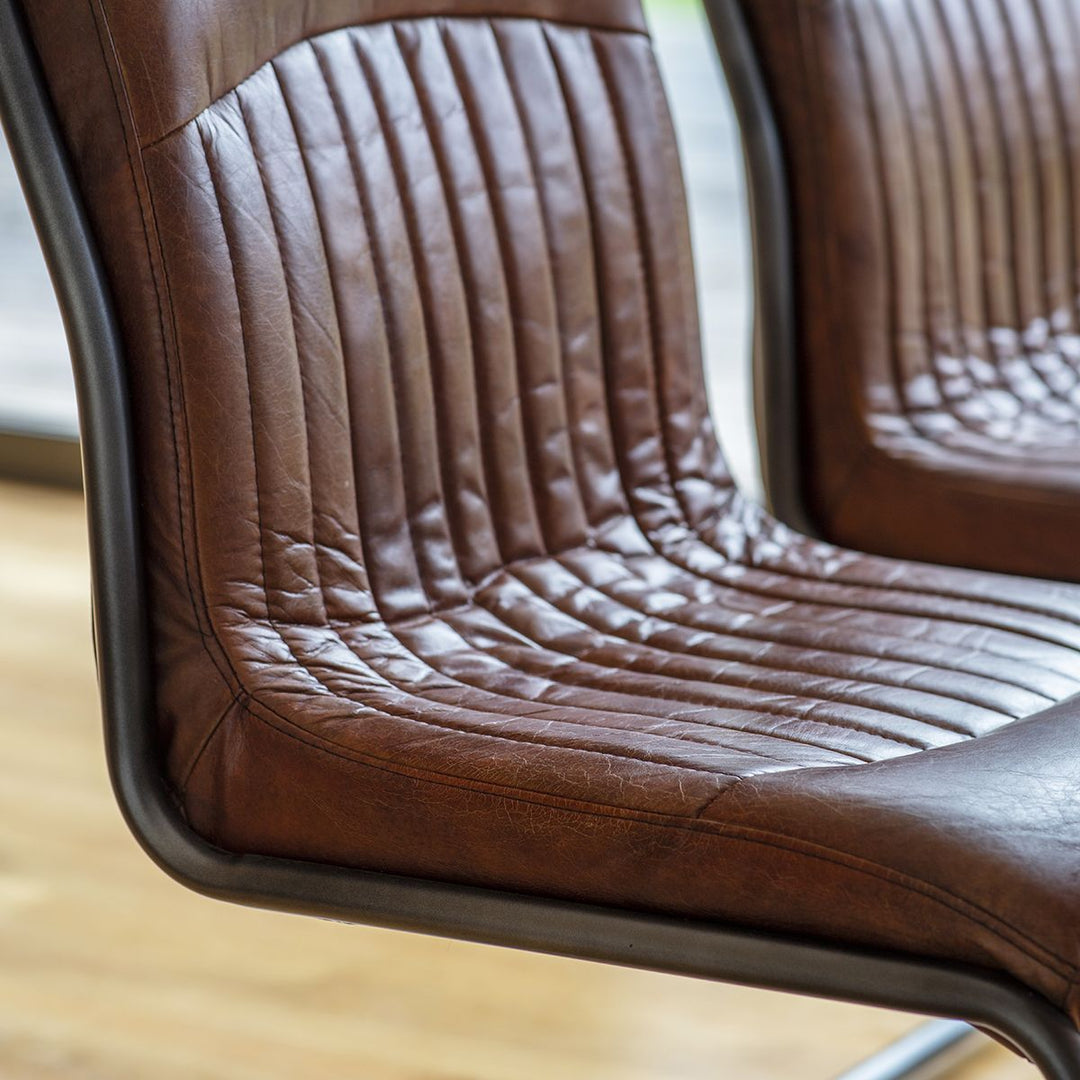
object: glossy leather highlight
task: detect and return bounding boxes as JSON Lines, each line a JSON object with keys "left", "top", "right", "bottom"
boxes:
{"left": 18, "top": 0, "right": 1080, "bottom": 1033}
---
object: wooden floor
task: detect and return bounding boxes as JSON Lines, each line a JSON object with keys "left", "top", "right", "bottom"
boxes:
{"left": 0, "top": 478, "right": 1037, "bottom": 1079}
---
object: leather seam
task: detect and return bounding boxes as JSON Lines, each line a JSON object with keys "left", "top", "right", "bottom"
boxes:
{"left": 178, "top": 693, "right": 247, "bottom": 791}
{"left": 347, "top": 27, "right": 480, "bottom": 597}
{"left": 845, "top": 0, "right": 964, "bottom": 439}
{"left": 297, "top": 41, "right": 434, "bottom": 613}
{"left": 371, "top": 608, "right": 853, "bottom": 770}
{"left": 237, "top": 34, "right": 976, "bottom": 774}
{"left": 591, "top": 30, "right": 694, "bottom": 534}
{"left": 520, "top": 556, "right": 1020, "bottom": 729}
{"left": 343, "top": 578, "right": 851, "bottom": 770}
{"left": 581, "top": 509, "right": 1080, "bottom": 688}
{"left": 465, "top": 575, "right": 891, "bottom": 760}
{"left": 552, "top": 549, "right": 1059, "bottom": 707}
{"left": 492, "top": 565, "right": 945, "bottom": 749}
{"left": 489, "top": 20, "right": 602, "bottom": 540}
{"left": 823, "top": 0, "right": 1080, "bottom": 512}
{"left": 559, "top": 22, "right": 1080, "bottom": 686}
{"left": 87, "top": 0, "right": 249, "bottom": 783}
{"left": 962, "top": 0, "right": 1075, "bottom": 405}
{"left": 195, "top": 110, "right": 574, "bottom": 784}
{"left": 433, "top": 19, "right": 556, "bottom": 557}
{"left": 801, "top": 0, "right": 871, "bottom": 518}
{"left": 704, "top": 512, "right": 1080, "bottom": 649}
{"left": 536, "top": 24, "right": 746, "bottom": 659}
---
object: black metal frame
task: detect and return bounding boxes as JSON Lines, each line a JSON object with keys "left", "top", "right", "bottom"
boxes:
{"left": 2, "top": 0, "right": 1078, "bottom": 1074}
{"left": 701, "top": 0, "right": 816, "bottom": 535}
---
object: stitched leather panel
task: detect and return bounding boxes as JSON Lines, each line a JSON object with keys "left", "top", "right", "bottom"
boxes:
{"left": 20, "top": 0, "right": 1080, "bottom": 1028}
{"left": 142, "top": 15, "right": 1080, "bottom": 783}
{"left": 740, "top": 0, "right": 1080, "bottom": 580}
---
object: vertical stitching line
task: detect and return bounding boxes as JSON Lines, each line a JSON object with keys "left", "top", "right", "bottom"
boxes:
{"left": 991, "top": 0, "right": 1076, "bottom": 408}
{"left": 348, "top": 28, "right": 473, "bottom": 604}
{"left": 590, "top": 31, "right": 692, "bottom": 531}
{"left": 869, "top": 0, "right": 1007, "bottom": 438}
{"left": 538, "top": 24, "right": 682, "bottom": 562}
{"left": 642, "top": 39, "right": 727, "bottom": 498}
{"left": 392, "top": 20, "right": 515, "bottom": 569}
{"left": 843, "top": 2, "right": 910, "bottom": 430}
{"left": 901, "top": 0, "right": 969, "bottom": 362}
{"left": 491, "top": 20, "right": 599, "bottom": 537}
{"left": 196, "top": 113, "right": 278, "bottom": 628}
{"left": 312, "top": 36, "right": 437, "bottom": 615}
{"left": 931, "top": 0, "right": 1001, "bottom": 381}
{"left": 269, "top": 57, "right": 375, "bottom": 624}
{"left": 437, "top": 18, "right": 571, "bottom": 555}
{"left": 993, "top": 0, "right": 1054, "bottom": 331}
{"left": 87, "top": 0, "right": 250, "bottom": 785}
{"left": 869, "top": 0, "right": 955, "bottom": 418}
{"left": 960, "top": 0, "right": 1073, "bottom": 406}
{"left": 234, "top": 84, "right": 330, "bottom": 629}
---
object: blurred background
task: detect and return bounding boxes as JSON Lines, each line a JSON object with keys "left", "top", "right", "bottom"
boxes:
{"left": 0, "top": 1, "right": 1031, "bottom": 1077}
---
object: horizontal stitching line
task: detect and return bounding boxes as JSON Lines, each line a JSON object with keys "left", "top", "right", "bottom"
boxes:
{"left": 418, "top": 610, "right": 871, "bottom": 765}
{"left": 485, "top": 570, "right": 937, "bottom": 750}
{"left": 683, "top": 546, "right": 1080, "bottom": 653}
{"left": 241, "top": 622, "right": 748, "bottom": 783}
{"left": 338, "top": 619, "right": 815, "bottom": 772}
{"left": 544, "top": 554, "right": 1036, "bottom": 718}
{"left": 563, "top": 550, "right": 1063, "bottom": 706}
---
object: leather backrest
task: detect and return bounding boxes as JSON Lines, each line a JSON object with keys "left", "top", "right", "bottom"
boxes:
{"left": 40, "top": 1, "right": 646, "bottom": 147}
{"left": 737, "top": 0, "right": 1080, "bottom": 518}
{"left": 20, "top": 0, "right": 729, "bottom": 770}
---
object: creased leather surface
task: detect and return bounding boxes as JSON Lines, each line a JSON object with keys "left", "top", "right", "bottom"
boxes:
{"left": 740, "top": 0, "right": 1080, "bottom": 581}
{"left": 19, "top": 0, "right": 1080, "bottom": 1028}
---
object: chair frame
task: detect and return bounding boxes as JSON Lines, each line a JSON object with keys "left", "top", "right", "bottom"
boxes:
{"left": 701, "top": 0, "right": 814, "bottom": 536}
{"left": 2, "top": 0, "right": 1078, "bottom": 1075}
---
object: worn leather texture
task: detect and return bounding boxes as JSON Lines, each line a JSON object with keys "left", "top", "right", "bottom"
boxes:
{"left": 19, "top": 0, "right": 1080, "bottom": 1029}
{"left": 740, "top": 0, "right": 1080, "bottom": 582}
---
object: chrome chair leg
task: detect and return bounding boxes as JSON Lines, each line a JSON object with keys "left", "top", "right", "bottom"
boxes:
{"left": 834, "top": 1021, "right": 986, "bottom": 1080}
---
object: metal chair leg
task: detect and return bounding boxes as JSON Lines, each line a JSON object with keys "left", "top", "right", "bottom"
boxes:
{"left": 834, "top": 1021, "right": 986, "bottom": 1080}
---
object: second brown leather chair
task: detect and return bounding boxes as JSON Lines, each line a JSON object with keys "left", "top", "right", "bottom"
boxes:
{"left": 737, "top": 0, "right": 1080, "bottom": 583}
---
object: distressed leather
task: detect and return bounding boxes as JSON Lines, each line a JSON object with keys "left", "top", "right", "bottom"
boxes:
{"left": 740, "top": 0, "right": 1080, "bottom": 582}
{"left": 18, "top": 0, "right": 1080, "bottom": 1030}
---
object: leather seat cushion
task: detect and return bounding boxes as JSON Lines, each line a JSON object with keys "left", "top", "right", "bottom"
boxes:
{"left": 181, "top": 498, "right": 1080, "bottom": 1026}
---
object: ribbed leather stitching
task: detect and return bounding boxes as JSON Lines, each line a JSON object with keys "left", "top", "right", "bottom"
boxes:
{"left": 126, "top": 14, "right": 1080, "bottom": 802}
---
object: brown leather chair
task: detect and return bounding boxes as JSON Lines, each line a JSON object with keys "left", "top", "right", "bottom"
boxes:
{"left": 4, "top": 0, "right": 1080, "bottom": 1076}
{"left": 732, "top": 0, "right": 1080, "bottom": 583}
